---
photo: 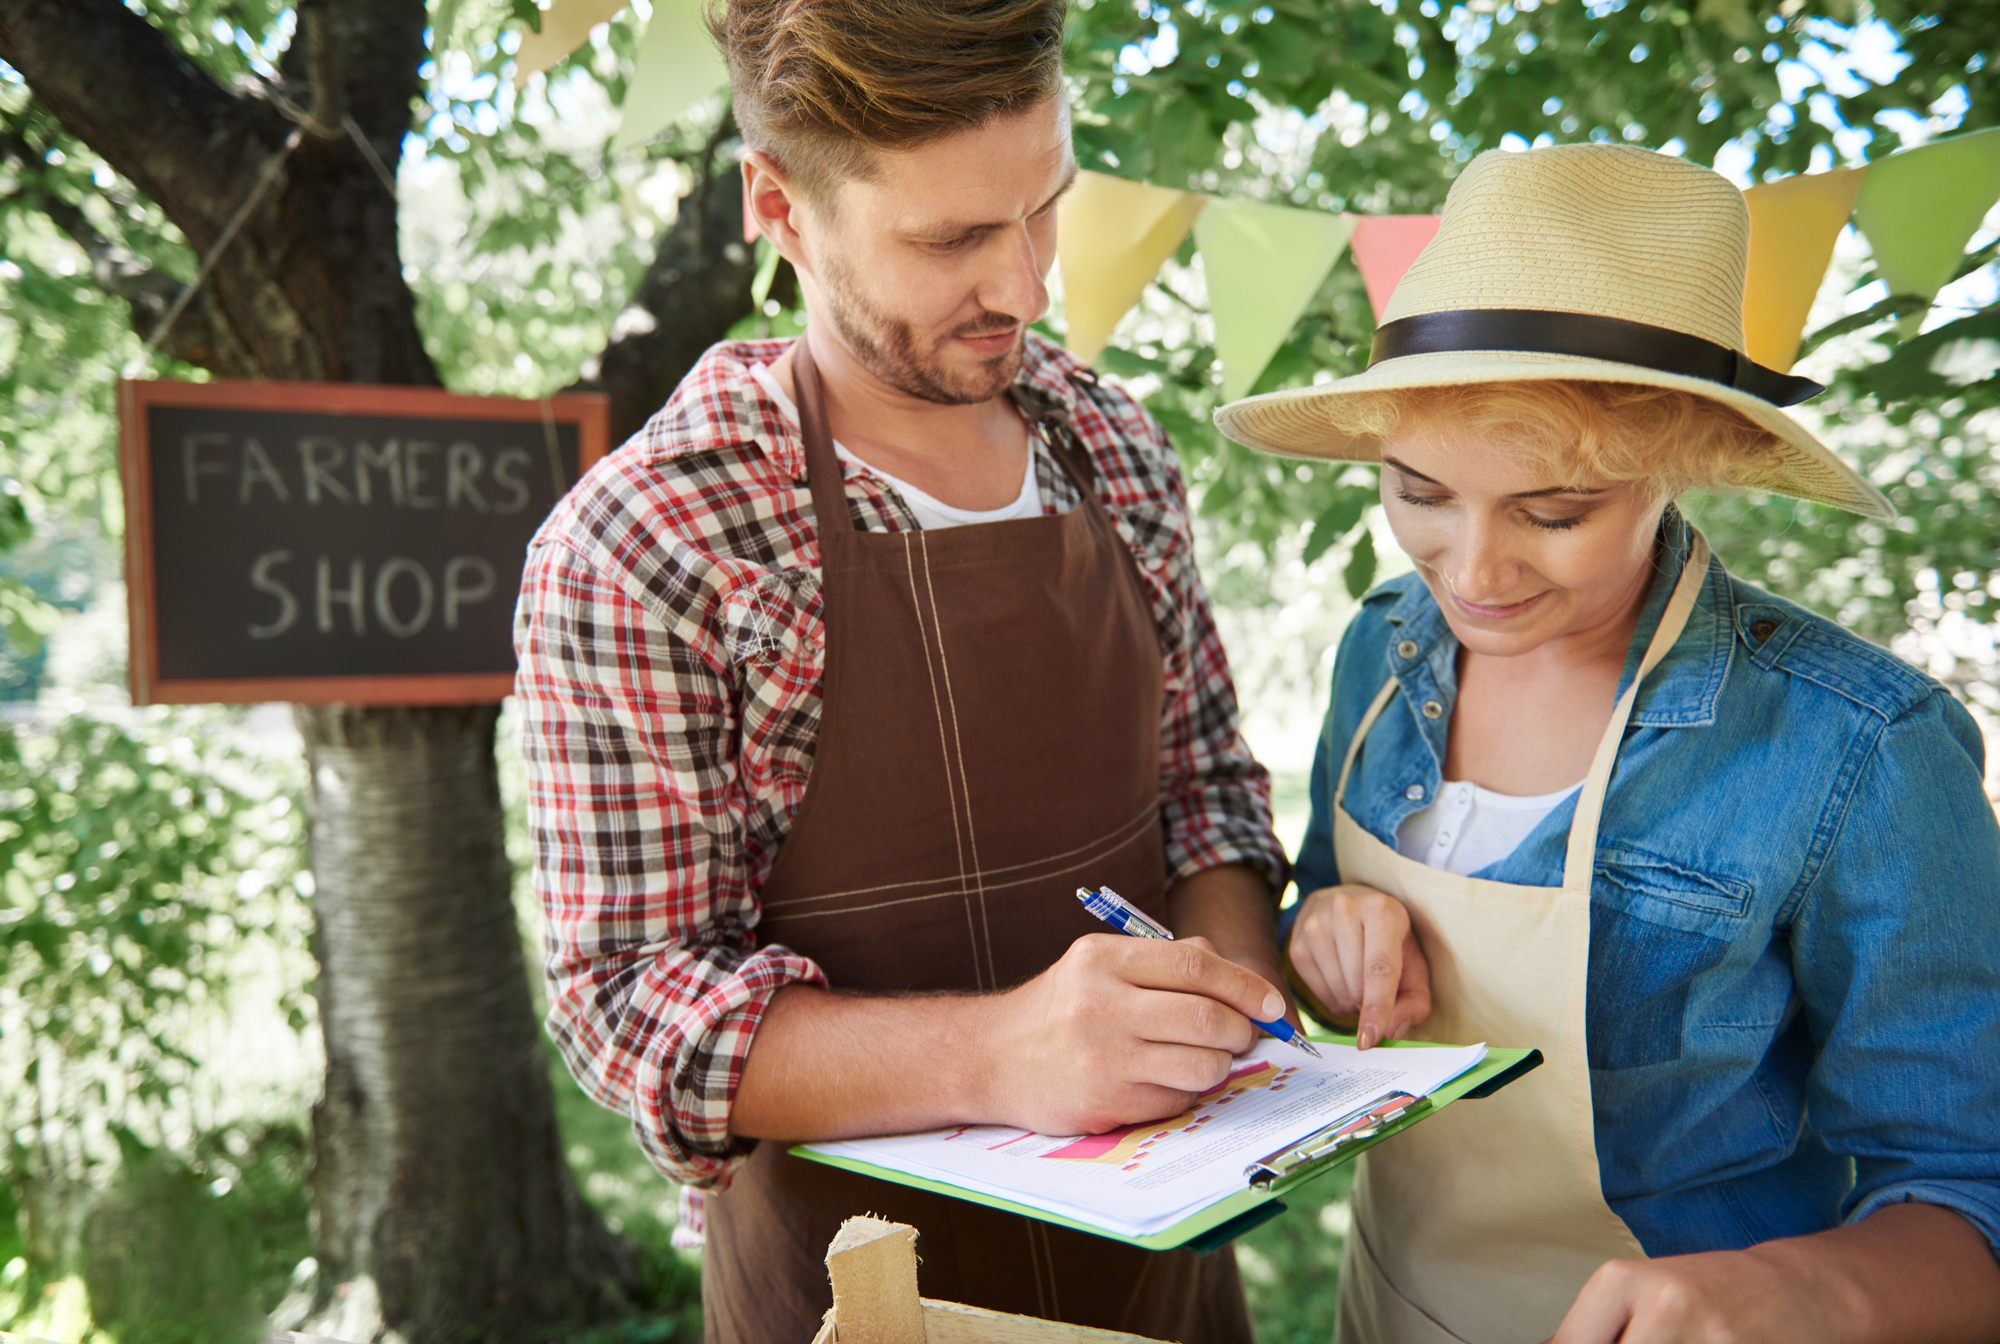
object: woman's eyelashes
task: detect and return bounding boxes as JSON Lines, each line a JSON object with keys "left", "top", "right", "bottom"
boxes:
{"left": 1393, "top": 487, "right": 1588, "bottom": 532}
{"left": 1525, "top": 511, "right": 1587, "bottom": 532}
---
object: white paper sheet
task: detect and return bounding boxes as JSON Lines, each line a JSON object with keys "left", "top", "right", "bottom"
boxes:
{"left": 803, "top": 1039, "right": 1486, "bottom": 1237}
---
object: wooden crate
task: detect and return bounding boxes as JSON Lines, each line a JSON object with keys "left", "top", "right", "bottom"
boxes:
{"left": 808, "top": 1216, "right": 1174, "bottom": 1344}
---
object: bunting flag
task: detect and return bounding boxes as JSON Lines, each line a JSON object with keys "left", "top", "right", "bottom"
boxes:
{"left": 1349, "top": 215, "right": 1442, "bottom": 319}
{"left": 1853, "top": 126, "right": 2000, "bottom": 302}
{"left": 1742, "top": 167, "right": 1866, "bottom": 371}
{"left": 611, "top": 0, "right": 730, "bottom": 153}
{"left": 1056, "top": 171, "right": 1207, "bottom": 363}
{"left": 513, "top": 0, "right": 631, "bottom": 88}
{"left": 1194, "top": 200, "right": 1357, "bottom": 399}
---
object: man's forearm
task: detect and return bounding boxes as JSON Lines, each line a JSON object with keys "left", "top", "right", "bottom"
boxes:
{"left": 1167, "top": 862, "right": 1286, "bottom": 1007}
{"left": 729, "top": 904, "right": 1292, "bottom": 1145}
{"left": 729, "top": 986, "right": 1000, "bottom": 1142}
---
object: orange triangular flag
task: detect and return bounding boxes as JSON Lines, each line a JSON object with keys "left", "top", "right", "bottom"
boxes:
{"left": 1741, "top": 167, "right": 1866, "bottom": 371}
{"left": 1350, "top": 215, "right": 1441, "bottom": 319}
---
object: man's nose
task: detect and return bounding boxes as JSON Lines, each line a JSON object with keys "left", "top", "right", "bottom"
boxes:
{"left": 980, "top": 222, "right": 1050, "bottom": 324}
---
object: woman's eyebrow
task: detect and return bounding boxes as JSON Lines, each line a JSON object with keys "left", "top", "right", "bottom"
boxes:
{"left": 1382, "top": 455, "right": 1600, "bottom": 499}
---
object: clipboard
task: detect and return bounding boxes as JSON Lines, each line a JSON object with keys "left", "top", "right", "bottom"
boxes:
{"left": 792, "top": 1036, "right": 1542, "bottom": 1252}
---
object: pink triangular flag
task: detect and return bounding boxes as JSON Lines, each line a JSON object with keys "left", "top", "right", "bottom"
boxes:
{"left": 1351, "top": 215, "right": 1442, "bottom": 319}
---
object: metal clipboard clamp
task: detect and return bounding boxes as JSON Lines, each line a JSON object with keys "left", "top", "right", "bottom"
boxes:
{"left": 1243, "top": 1090, "right": 1432, "bottom": 1189}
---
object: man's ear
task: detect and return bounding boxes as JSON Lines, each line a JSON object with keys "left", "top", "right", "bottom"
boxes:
{"left": 742, "top": 150, "right": 810, "bottom": 271}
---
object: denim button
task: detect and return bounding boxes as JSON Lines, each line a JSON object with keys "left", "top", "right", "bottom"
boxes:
{"left": 1751, "top": 619, "right": 1778, "bottom": 641}
{"left": 1396, "top": 640, "right": 1419, "bottom": 659}
{"left": 1405, "top": 784, "right": 1426, "bottom": 801}
{"left": 1422, "top": 700, "right": 1444, "bottom": 719}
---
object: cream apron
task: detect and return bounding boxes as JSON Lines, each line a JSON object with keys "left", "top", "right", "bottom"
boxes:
{"left": 1331, "top": 533, "right": 1710, "bottom": 1344}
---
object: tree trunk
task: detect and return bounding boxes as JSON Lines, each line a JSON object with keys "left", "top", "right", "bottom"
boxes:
{"left": 295, "top": 704, "right": 629, "bottom": 1342}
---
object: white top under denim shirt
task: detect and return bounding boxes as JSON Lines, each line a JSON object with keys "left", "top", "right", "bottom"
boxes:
{"left": 1284, "top": 509, "right": 2000, "bottom": 1259}
{"left": 1397, "top": 777, "right": 1581, "bottom": 876}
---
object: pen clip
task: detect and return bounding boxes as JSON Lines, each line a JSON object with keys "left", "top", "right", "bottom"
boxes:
{"left": 1242, "top": 1091, "right": 1429, "bottom": 1189}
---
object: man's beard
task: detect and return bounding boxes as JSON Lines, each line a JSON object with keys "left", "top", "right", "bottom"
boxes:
{"left": 820, "top": 256, "right": 1024, "bottom": 405}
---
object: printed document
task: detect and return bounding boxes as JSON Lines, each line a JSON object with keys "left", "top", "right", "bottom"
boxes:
{"left": 803, "top": 1039, "right": 1486, "bottom": 1237}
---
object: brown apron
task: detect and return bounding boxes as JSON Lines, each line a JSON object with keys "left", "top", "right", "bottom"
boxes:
{"left": 699, "top": 334, "right": 1252, "bottom": 1344}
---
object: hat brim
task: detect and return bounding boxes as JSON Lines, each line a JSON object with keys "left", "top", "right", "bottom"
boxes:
{"left": 1213, "top": 349, "right": 1894, "bottom": 519}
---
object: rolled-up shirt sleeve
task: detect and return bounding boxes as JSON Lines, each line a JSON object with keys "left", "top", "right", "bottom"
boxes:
{"left": 516, "top": 529, "right": 825, "bottom": 1190}
{"left": 1789, "top": 688, "right": 2000, "bottom": 1252}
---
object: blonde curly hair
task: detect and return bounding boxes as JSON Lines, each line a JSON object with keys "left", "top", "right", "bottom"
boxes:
{"left": 1330, "top": 380, "right": 1791, "bottom": 502}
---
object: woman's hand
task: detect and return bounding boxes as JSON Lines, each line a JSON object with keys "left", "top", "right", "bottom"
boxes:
{"left": 1548, "top": 1204, "right": 2000, "bottom": 1344}
{"left": 1546, "top": 1249, "right": 1865, "bottom": 1344}
{"left": 1285, "top": 884, "right": 1431, "bottom": 1049}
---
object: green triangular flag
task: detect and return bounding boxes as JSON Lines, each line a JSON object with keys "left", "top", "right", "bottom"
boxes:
{"left": 1195, "top": 199, "right": 1357, "bottom": 400}
{"left": 612, "top": 0, "right": 729, "bottom": 153}
{"left": 1852, "top": 126, "right": 2000, "bottom": 302}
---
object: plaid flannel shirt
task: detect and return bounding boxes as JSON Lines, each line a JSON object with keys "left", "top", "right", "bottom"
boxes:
{"left": 515, "top": 334, "right": 1287, "bottom": 1195}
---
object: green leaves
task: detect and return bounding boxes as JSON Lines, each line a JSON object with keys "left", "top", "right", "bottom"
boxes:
{"left": 0, "top": 711, "right": 307, "bottom": 1236}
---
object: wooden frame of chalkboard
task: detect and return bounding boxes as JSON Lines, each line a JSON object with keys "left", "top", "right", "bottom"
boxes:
{"left": 120, "top": 378, "right": 610, "bottom": 706}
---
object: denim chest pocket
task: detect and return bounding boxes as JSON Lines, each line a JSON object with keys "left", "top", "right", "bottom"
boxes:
{"left": 1587, "top": 847, "right": 1755, "bottom": 1070}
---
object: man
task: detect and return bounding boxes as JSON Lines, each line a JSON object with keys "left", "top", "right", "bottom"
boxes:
{"left": 515, "top": 2, "right": 1290, "bottom": 1338}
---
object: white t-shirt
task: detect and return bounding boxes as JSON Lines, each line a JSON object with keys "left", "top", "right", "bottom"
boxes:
{"left": 749, "top": 363, "right": 1040, "bottom": 530}
{"left": 1396, "top": 777, "right": 1581, "bottom": 877}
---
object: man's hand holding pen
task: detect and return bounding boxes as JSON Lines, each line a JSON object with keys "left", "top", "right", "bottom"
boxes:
{"left": 975, "top": 932, "right": 1288, "bottom": 1138}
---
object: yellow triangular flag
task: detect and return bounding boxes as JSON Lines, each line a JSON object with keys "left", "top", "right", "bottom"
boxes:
{"left": 1195, "top": 200, "right": 1356, "bottom": 400}
{"left": 513, "top": 0, "right": 631, "bottom": 88}
{"left": 1853, "top": 126, "right": 2000, "bottom": 302}
{"left": 1741, "top": 166, "right": 1865, "bottom": 371}
{"left": 611, "top": 0, "right": 730, "bottom": 153}
{"left": 1057, "top": 171, "right": 1206, "bottom": 364}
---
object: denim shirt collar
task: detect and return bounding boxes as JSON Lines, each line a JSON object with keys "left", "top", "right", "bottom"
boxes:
{"left": 1380, "top": 509, "right": 1733, "bottom": 762}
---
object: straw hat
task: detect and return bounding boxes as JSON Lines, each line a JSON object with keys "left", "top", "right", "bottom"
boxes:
{"left": 1213, "top": 143, "right": 1892, "bottom": 517}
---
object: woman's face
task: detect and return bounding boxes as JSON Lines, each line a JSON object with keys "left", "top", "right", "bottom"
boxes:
{"left": 1379, "top": 419, "right": 1667, "bottom": 659}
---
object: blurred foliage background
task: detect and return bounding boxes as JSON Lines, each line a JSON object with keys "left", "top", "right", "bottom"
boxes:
{"left": 2, "top": 0, "right": 1997, "bottom": 1338}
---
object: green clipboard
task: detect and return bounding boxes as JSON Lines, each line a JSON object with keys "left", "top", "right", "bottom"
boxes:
{"left": 791, "top": 1037, "right": 1542, "bottom": 1252}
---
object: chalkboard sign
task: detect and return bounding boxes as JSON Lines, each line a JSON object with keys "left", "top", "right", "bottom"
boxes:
{"left": 120, "top": 378, "right": 609, "bottom": 705}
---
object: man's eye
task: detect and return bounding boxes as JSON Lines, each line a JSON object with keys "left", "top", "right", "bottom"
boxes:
{"left": 929, "top": 234, "right": 976, "bottom": 253}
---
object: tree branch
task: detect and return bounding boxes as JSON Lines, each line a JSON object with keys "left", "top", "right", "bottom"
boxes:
{"left": 578, "top": 123, "right": 762, "bottom": 442}
{"left": 0, "top": 0, "right": 279, "bottom": 239}
{"left": 300, "top": 0, "right": 346, "bottom": 139}
{"left": 0, "top": 128, "right": 242, "bottom": 368}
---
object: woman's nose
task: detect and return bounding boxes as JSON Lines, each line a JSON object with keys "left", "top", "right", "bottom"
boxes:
{"left": 1442, "top": 520, "right": 1520, "bottom": 602}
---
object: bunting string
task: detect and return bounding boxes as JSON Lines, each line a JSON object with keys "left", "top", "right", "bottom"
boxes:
{"left": 510, "top": 1, "right": 2000, "bottom": 400}
{"left": 1056, "top": 124, "right": 2000, "bottom": 400}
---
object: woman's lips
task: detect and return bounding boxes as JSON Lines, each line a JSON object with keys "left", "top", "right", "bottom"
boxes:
{"left": 1448, "top": 588, "right": 1548, "bottom": 621}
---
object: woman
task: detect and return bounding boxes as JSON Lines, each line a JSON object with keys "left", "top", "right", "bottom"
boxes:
{"left": 1215, "top": 144, "right": 2000, "bottom": 1344}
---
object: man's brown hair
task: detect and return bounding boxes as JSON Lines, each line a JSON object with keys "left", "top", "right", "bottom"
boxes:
{"left": 709, "top": 0, "right": 1068, "bottom": 197}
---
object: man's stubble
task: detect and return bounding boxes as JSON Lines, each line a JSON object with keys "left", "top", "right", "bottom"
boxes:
{"left": 819, "top": 251, "right": 1024, "bottom": 406}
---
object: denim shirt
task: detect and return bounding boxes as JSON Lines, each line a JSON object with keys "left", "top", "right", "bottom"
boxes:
{"left": 1289, "top": 514, "right": 2000, "bottom": 1258}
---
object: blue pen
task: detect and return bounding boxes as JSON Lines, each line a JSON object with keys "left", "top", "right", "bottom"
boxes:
{"left": 1077, "top": 885, "right": 1324, "bottom": 1059}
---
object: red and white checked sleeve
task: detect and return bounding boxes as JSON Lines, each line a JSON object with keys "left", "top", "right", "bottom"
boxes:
{"left": 515, "top": 527, "right": 826, "bottom": 1190}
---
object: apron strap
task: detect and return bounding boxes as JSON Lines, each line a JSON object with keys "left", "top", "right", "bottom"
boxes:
{"left": 1330, "top": 528, "right": 1714, "bottom": 892}
{"left": 1560, "top": 528, "right": 1710, "bottom": 889}
{"left": 1335, "top": 677, "right": 1403, "bottom": 811}
{"left": 792, "top": 331, "right": 857, "bottom": 540}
